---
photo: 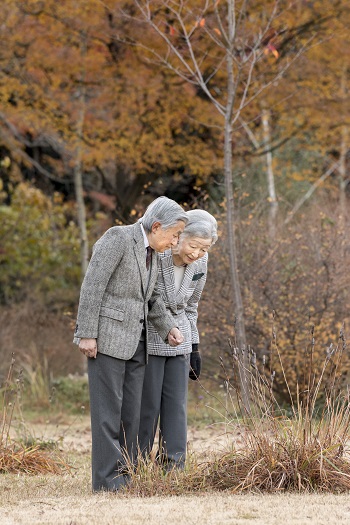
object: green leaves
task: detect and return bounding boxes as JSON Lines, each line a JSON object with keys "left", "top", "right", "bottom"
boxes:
{"left": 0, "top": 182, "right": 81, "bottom": 306}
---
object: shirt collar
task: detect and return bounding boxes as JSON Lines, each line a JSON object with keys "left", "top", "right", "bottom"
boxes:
{"left": 139, "top": 223, "right": 150, "bottom": 249}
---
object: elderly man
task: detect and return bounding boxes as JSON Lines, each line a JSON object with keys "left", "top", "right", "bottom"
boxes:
{"left": 73, "top": 196, "right": 187, "bottom": 492}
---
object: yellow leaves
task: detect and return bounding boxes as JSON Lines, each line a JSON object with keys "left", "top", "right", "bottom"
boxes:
{"left": 0, "top": 179, "right": 6, "bottom": 204}
{"left": 291, "top": 172, "right": 306, "bottom": 182}
{"left": 0, "top": 156, "right": 11, "bottom": 169}
{"left": 13, "top": 182, "right": 51, "bottom": 212}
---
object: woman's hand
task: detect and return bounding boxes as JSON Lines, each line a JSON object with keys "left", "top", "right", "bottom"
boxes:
{"left": 167, "top": 327, "right": 184, "bottom": 346}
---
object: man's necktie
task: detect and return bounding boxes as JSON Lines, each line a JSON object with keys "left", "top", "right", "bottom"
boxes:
{"left": 146, "top": 246, "right": 152, "bottom": 270}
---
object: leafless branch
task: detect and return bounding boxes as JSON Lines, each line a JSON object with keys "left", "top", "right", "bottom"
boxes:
{"left": 284, "top": 161, "right": 341, "bottom": 225}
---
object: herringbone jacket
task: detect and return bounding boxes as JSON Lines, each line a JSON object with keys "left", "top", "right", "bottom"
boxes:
{"left": 73, "top": 223, "right": 176, "bottom": 360}
{"left": 147, "top": 250, "right": 208, "bottom": 356}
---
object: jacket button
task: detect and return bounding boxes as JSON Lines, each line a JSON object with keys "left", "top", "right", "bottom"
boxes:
{"left": 140, "top": 319, "right": 144, "bottom": 323}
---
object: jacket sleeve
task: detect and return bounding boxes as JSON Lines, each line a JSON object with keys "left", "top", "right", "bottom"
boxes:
{"left": 185, "top": 255, "right": 208, "bottom": 344}
{"left": 74, "top": 229, "right": 126, "bottom": 340}
{"left": 147, "top": 281, "right": 177, "bottom": 342}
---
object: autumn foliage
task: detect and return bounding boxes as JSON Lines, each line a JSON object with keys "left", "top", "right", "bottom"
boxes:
{"left": 0, "top": 1, "right": 350, "bottom": 402}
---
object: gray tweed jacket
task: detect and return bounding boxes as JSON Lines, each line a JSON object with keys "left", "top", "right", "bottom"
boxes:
{"left": 147, "top": 250, "right": 208, "bottom": 356}
{"left": 73, "top": 223, "right": 176, "bottom": 360}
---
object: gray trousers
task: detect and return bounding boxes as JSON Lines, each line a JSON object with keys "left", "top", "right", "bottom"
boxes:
{"left": 87, "top": 341, "right": 146, "bottom": 492}
{"left": 138, "top": 353, "right": 189, "bottom": 469}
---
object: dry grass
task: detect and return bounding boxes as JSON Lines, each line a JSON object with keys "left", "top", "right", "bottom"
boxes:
{"left": 1, "top": 468, "right": 350, "bottom": 525}
{"left": 0, "top": 442, "right": 70, "bottom": 475}
{"left": 2, "top": 325, "right": 350, "bottom": 525}
{"left": 0, "top": 355, "right": 71, "bottom": 476}
{"left": 187, "top": 430, "right": 350, "bottom": 493}
{"left": 125, "top": 324, "right": 350, "bottom": 495}
{"left": 1, "top": 396, "right": 350, "bottom": 524}
{"left": 1, "top": 435, "right": 350, "bottom": 524}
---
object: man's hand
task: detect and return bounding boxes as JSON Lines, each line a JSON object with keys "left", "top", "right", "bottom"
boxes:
{"left": 167, "top": 327, "right": 184, "bottom": 346}
{"left": 79, "top": 338, "right": 98, "bottom": 358}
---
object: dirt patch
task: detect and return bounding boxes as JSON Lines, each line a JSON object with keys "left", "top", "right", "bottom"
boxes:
{"left": 19, "top": 415, "right": 241, "bottom": 457}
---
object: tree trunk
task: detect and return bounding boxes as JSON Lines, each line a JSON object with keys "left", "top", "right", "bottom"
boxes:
{"left": 74, "top": 132, "right": 89, "bottom": 277}
{"left": 262, "top": 108, "right": 278, "bottom": 240}
{"left": 339, "top": 67, "right": 348, "bottom": 224}
{"left": 339, "top": 125, "right": 348, "bottom": 224}
{"left": 74, "top": 32, "right": 89, "bottom": 277}
{"left": 226, "top": 0, "right": 250, "bottom": 413}
{"left": 224, "top": 120, "right": 250, "bottom": 413}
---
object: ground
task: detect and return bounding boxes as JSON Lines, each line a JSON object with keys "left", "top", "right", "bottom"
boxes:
{"left": 1, "top": 416, "right": 350, "bottom": 524}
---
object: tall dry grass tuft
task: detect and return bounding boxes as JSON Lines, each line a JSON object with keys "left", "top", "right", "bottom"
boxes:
{"left": 127, "top": 322, "right": 350, "bottom": 494}
{"left": 121, "top": 453, "right": 187, "bottom": 497}
{"left": 0, "top": 355, "right": 71, "bottom": 475}
{"left": 188, "top": 322, "right": 350, "bottom": 493}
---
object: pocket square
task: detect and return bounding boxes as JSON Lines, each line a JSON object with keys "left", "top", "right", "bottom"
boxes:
{"left": 192, "top": 272, "right": 204, "bottom": 281}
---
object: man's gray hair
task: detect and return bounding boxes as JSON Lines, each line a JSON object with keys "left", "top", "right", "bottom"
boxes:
{"left": 183, "top": 209, "right": 218, "bottom": 245}
{"left": 139, "top": 196, "right": 188, "bottom": 232}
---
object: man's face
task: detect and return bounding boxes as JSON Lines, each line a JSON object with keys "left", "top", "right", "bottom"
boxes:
{"left": 148, "top": 220, "right": 186, "bottom": 252}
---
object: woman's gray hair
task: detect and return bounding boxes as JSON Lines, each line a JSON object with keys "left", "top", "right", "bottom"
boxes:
{"left": 183, "top": 209, "right": 218, "bottom": 245}
{"left": 139, "top": 196, "right": 188, "bottom": 232}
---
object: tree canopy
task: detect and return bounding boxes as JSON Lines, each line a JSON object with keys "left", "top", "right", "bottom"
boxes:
{"left": 1, "top": 0, "right": 350, "bottom": 399}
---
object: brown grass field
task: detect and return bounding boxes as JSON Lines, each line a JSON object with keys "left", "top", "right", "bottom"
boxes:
{"left": 1, "top": 416, "right": 350, "bottom": 525}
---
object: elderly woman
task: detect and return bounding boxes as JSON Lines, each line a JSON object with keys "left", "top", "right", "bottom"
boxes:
{"left": 139, "top": 209, "right": 218, "bottom": 470}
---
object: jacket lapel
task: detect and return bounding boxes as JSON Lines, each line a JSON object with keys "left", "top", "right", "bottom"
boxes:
{"left": 176, "top": 262, "right": 196, "bottom": 302}
{"left": 159, "top": 251, "right": 178, "bottom": 314}
{"left": 146, "top": 249, "right": 159, "bottom": 300}
{"left": 133, "top": 224, "right": 148, "bottom": 296}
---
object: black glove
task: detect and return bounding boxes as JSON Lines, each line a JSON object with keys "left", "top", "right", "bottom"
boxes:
{"left": 189, "top": 344, "right": 201, "bottom": 380}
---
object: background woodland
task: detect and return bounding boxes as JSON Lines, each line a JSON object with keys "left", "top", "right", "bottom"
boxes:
{"left": 0, "top": 0, "right": 350, "bottom": 403}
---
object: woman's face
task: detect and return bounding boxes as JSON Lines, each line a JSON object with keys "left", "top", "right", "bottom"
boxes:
{"left": 173, "top": 236, "right": 212, "bottom": 265}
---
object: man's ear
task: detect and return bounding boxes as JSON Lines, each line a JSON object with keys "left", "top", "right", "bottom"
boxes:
{"left": 151, "top": 221, "right": 161, "bottom": 233}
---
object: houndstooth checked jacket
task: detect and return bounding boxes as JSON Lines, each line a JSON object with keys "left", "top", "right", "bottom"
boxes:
{"left": 73, "top": 223, "right": 176, "bottom": 360}
{"left": 147, "top": 250, "right": 208, "bottom": 356}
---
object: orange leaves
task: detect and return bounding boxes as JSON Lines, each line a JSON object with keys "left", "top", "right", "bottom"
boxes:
{"left": 264, "top": 43, "right": 279, "bottom": 59}
{"left": 194, "top": 18, "right": 206, "bottom": 29}
{"left": 167, "top": 16, "right": 208, "bottom": 39}
{"left": 262, "top": 28, "right": 279, "bottom": 60}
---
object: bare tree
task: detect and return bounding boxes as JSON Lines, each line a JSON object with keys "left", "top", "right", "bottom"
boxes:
{"left": 339, "top": 66, "right": 349, "bottom": 228}
{"left": 239, "top": 110, "right": 278, "bottom": 240}
{"left": 262, "top": 108, "right": 278, "bottom": 240}
{"left": 120, "top": 0, "right": 310, "bottom": 410}
{"left": 74, "top": 31, "right": 89, "bottom": 277}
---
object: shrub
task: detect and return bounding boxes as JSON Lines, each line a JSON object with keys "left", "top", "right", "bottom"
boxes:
{"left": 0, "top": 182, "right": 81, "bottom": 306}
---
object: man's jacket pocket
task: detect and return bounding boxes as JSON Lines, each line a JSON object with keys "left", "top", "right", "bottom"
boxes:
{"left": 99, "top": 306, "right": 125, "bottom": 321}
